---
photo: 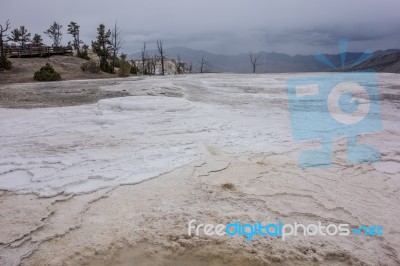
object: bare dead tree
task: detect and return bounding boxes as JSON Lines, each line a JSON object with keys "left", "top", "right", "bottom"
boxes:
{"left": 189, "top": 61, "right": 193, "bottom": 73}
{"left": 150, "top": 55, "right": 157, "bottom": 75}
{"left": 111, "top": 20, "right": 123, "bottom": 73}
{"left": 157, "top": 40, "right": 165, "bottom": 75}
{"left": 141, "top": 42, "right": 147, "bottom": 75}
{"left": 174, "top": 54, "right": 181, "bottom": 74}
{"left": 145, "top": 55, "right": 154, "bottom": 75}
{"left": 249, "top": 50, "right": 261, "bottom": 74}
{"left": 0, "top": 19, "right": 10, "bottom": 68}
{"left": 175, "top": 54, "right": 185, "bottom": 74}
{"left": 198, "top": 55, "right": 210, "bottom": 73}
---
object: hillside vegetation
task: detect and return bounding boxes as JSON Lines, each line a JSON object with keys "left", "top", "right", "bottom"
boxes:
{"left": 0, "top": 56, "right": 114, "bottom": 85}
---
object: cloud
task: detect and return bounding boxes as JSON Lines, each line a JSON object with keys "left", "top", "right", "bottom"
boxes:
{"left": 1, "top": 0, "right": 399, "bottom": 55}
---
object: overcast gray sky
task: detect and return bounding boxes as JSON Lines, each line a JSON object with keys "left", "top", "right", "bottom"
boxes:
{"left": 1, "top": 0, "right": 399, "bottom": 55}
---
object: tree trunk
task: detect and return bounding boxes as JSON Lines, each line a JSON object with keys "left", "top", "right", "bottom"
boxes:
{"left": 77, "top": 34, "right": 80, "bottom": 55}
{"left": 157, "top": 40, "right": 165, "bottom": 75}
{"left": 112, "top": 49, "right": 116, "bottom": 73}
{"left": 161, "top": 56, "right": 165, "bottom": 75}
{"left": 0, "top": 32, "right": 4, "bottom": 67}
{"left": 112, "top": 33, "right": 116, "bottom": 73}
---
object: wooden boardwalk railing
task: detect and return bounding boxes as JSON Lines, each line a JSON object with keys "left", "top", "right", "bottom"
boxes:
{"left": 4, "top": 46, "right": 73, "bottom": 58}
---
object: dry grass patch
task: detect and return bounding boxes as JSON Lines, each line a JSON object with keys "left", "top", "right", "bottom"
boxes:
{"left": 221, "top": 183, "right": 236, "bottom": 191}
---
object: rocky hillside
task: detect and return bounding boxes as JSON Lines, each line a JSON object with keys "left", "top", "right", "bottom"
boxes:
{"left": 346, "top": 52, "right": 400, "bottom": 73}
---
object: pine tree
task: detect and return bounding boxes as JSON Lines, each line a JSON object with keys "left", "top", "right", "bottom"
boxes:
{"left": 44, "top": 21, "right": 63, "bottom": 47}
{"left": 9, "top": 26, "right": 31, "bottom": 47}
{"left": 67, "top": 21, "right": 82, "bottom": 53}
{"left": 91, "top": 24, "right": 112, "bottom": 73}
{"left": 32, "top": 34, "right": 43, "bottom": 47}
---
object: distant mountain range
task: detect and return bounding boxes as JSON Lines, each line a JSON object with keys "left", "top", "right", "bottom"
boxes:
{"left": 129, "top": 47, "right": 400, "bottom": 73}
{"left": 346, "top": 52, "right": 400, "bottom": 73}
